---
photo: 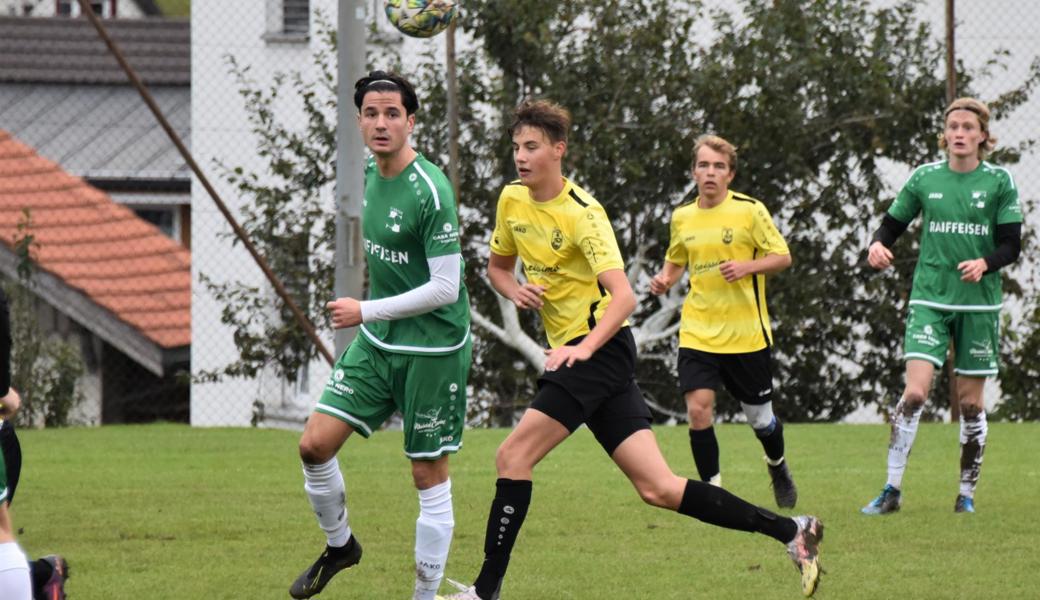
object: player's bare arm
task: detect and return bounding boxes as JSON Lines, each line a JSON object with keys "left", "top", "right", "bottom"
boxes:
{"left": 488, "top": 252, "right": 546, "bottom": 310}
{"left": 545, "top": 268, "right": 634, "bottom": 371}
{"left": 720, "top": 252, "right": 792, "bottom": 282}
{"left": 650, "top": 261, "right": 685, "bottom": 295}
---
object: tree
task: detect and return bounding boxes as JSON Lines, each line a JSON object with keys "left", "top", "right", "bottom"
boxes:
{"left": 207, "top": 1, "right": 1040, "bottom": 423}
{"left": 421, "top": 0, "right": 1040, "bottom": 422}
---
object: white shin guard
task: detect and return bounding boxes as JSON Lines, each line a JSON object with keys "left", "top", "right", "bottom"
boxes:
{"left": 414, "top": 479, "right": 454, "bottom": 600}
{"left": 886, "top": 398, "right": 923, "bottom": 489}
{"left": 0, "top": 542, "right": 31, "bottom": 600}
{"left": 959, "top": 410, "right": 987, "bottom": 497}
{"left": 303, "top": 458, "right": 351, "bottom": 548}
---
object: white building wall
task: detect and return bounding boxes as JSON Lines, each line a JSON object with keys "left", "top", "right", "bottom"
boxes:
{"left": 191, "top": 0, "right": 338, "bottom": 427}
{"left": 2, "top": 0, "right": 146, "bottom": 18}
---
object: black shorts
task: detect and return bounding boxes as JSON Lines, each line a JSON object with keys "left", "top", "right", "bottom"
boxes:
{"left": 678, "top": 346, "right": 773, "bottom": 405}
{"left": 532, "top": 327, "right": 652, "bottom": 455}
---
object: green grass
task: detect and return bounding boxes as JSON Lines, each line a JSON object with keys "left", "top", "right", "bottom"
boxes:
{"left": 10, "top": 423, "right": 1040, "bottom": 599}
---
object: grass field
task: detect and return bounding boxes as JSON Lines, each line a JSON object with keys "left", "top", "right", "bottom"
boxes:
{"left": 9, "top": 422, "right": 1040, "bottom": 599}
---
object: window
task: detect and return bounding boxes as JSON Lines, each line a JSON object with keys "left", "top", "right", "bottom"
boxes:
{"left": 265, "top": 0, "right": 310, "bottom": 42}
{"left": 56, "top": 0, "right": 114, "bottom": 18}
{"left": 133, "top": 207, "right": 179, "bottom": 241}
{"left": 282, "top": 0, "right": 309, "bottom": 35}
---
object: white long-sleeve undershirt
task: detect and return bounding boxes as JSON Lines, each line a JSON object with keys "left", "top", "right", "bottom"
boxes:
{"left": 359, "top": 253, "right": 462, "bottom": 323}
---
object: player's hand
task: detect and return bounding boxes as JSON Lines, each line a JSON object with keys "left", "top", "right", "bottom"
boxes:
{"left": 867, "top": 241, "right": 894, "bottom": 270}
{"left": 719, "top": 260, "right": 753, "bottom": 282}
{"left": 649, "top": 272, "right": 673, "bottom": 295}
{"left": 512, "top": 283, "right": 547, "bottom": 310}
{"left": 0, "top": 388, "right": 21, "bottom": 419}
{"left": 544, "top": 344, "right": 593, "bottom": 371}
{"left": 326, "top": 297, "right": 363, "bottom": 329}
{"left": 958, "top": 258, "right": 988, "bottom": 283}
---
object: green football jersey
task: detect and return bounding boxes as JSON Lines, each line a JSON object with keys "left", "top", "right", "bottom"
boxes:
{"left": 888, "top": 160, "right": 1022, "bottom": 312}
{"left": 358, "top": 153, "right": 470, "bottom": 355}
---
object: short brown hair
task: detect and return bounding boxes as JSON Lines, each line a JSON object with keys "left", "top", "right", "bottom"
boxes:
{"left": 692, "top": 134, "right": 738, "bottom": 172}
{"left": 938, "top": 97, "right": 996, "bottom": 159}
{"left": 508, "top": 99, "right": 571, "bottom": 144}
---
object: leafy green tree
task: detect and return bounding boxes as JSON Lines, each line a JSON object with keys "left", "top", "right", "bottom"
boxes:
{"left": 208, "top": 1, "right": 1039, "bottom": 423}
{"left": 427, "top": 0, "right": 1040, "bottom": 422}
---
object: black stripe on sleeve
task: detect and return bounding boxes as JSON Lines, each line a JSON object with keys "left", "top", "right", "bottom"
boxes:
{"left": 569, "top": 189, "right": 588, "bottom": 207}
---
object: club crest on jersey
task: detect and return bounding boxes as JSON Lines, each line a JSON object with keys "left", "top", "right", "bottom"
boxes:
{"left": 386, "top": 207, "right": 404, "bottom": 233}
{"left": 722, "top": 227, "right": 734, "bottom": 244}
{"left": 972, "top": 190, "right": 987, "bottom": 209}
{"left": 551, "top": 227, "right": 564, "bottom": 250}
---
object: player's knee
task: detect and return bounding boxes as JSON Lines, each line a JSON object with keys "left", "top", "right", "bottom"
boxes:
{"left": 960, "top": 402, "right": 982, "bottom": 419}
{"left": 299, "top": 436, "right": 333, "bottom": 465}
{"left": 687, "top": 402, "right": 712, "bottom": 428}
{"left": 634, "top": 479, "right": 676, "bottom": 509}
{"left": 901, "top": 389, "right": 927, "bottom": 409}
{"left": 494, "top": 441, "right": 531, "bottom": 477}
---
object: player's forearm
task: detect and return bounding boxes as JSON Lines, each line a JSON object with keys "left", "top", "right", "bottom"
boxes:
{"left": 749, "top": 252, "right": 792, "bottom": 275}
{"left": 871, "top": 213, "right": 910, "bottom": 248}
{"left": 576, "top": 281, "right": 636, "bottom": 355}
{"left": 488, "top": 264, "right": 521, "bottom": 300}
{"left": 657, "top": 261, "right": 686, "bottom": 288}
{"left": 982, "top": 223, "right": 1022, "bottom": 272}
{"left": 360, "top": 254, "right": 461, "bottom": 322}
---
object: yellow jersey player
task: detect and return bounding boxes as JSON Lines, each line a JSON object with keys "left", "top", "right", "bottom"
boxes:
{"left": 440, "top": 101, "right": 823, "bottom": 599}
{"left": 650, "top": 134, "right": 798, "bottom": 508}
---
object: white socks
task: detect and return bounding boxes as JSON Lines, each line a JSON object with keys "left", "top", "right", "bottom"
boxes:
{"left": 959, "top": 410, "right": 988, "bottom": 498}
{"left": 303, "top": 458, "right": 351, "bottom": 548}
{"left": 0, "top": 542, "right": 31, "bottom": 600}
{"left": 413, "top": 479, "right": 455, "bottom": 600}
{"left": 886, "top": 398, "right": 923, "bottom": 490}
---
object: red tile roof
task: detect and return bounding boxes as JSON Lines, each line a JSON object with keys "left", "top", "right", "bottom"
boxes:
{"left": 0, "top": 129, "right": 189, "bottom": 348}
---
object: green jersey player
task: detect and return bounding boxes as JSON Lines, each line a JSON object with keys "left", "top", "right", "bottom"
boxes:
{"left": 291, "top": 71, "right": 472, "bottom": 600}
{"left": 862, "top": 97, "right": 1023, "bottom": 516}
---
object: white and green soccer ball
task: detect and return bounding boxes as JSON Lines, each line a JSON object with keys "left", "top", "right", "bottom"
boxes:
{"left": 384, "top": 0, "right": 457, "bottom": 38}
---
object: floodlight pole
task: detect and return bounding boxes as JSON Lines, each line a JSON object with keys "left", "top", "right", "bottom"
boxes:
{"left": 446, "top": 20, "right": 461, "bottom": 204}
{"left": 334, "top": 0, "right": 368, "bottom": 356}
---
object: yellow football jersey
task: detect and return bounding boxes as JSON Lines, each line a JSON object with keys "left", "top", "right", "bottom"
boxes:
{"left": 490, "top": 178, "right": 627, "bottom": 348}
{"left": 665, "top": 190, "right": 790, "bottom": 353}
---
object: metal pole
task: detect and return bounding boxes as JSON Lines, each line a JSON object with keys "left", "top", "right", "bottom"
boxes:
{"left": 76, "top": 0, "right": 334, "bottom": 366}
{"left": 334, "top": 0, "right": 368, "bottom": 355}
{"left": 946, "top": 0, "right": 956, "bottom": 103}
{"left": 446, "top": 20, "right": 461, "bottom": 204}
{"left": 945, "top": 0, "right": 960, "bottom": 422}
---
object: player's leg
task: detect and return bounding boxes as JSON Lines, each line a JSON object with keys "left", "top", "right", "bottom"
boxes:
{"left": 863, "top": 306, "right": 945, "bottom": 515}
{"left": 402, "top": 344, "right": 469, "bottom": 600}
{"left": 609, "top": 428, "right": 823, "bottom": 596}
{"left": 678, "top": 349, "right": 722, "bottom": 486}
{"left": 1, "top": 422, "right": 69, "bottom": 599}
{"left": 723, "top": 348, "right": 796, "bottom": 508}
{"left": 460, "top": 393, "right": 573, "bottom": 600}
{"left": 951, "top": 311, "right": 998, "bottom": 513}
{"left": 411, "top": 457, "right": 452, "bottom": 600}
{"left": 291, "top": 341, "right": 395, "bottom": 599}
{"left": 0, "top": 467, "right": 30, "bottom": 600}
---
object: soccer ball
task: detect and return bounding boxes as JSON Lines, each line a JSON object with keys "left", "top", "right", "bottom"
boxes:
{"left": 384, "top": 0, "right": 457, "bottom": 38}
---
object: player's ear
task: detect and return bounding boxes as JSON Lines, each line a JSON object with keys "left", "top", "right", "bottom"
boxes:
{"left": 407, "top": 113, "right": 415, "bottom": 134}
{"left": 554, "top": 140, "right": 567, "bottom": 160}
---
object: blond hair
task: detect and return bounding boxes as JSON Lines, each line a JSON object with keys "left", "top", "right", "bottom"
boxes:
{"left": 938, "top": 97, "right": 996, "bottom": 159}
{"left": 692, "top": 134, "right": 738, "bottom": 172}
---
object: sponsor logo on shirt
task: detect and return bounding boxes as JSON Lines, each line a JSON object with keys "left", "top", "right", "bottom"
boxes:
{"left": 928, "top": 221, "right": 990, "bottom": 236}
{"left": 364, "top": 238, "right": 410, "bottom": 264}
{"left": 969, "top": 340, "right": 994, "bottom": 359}
{"left": 524, "top": 263, "right": 560, "bottom": 274}
{"left": 928, "top": 192, "right": 943, "bottom": 199}
{"left": 433, "top": 222, "right": 459, "bottom": 244}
